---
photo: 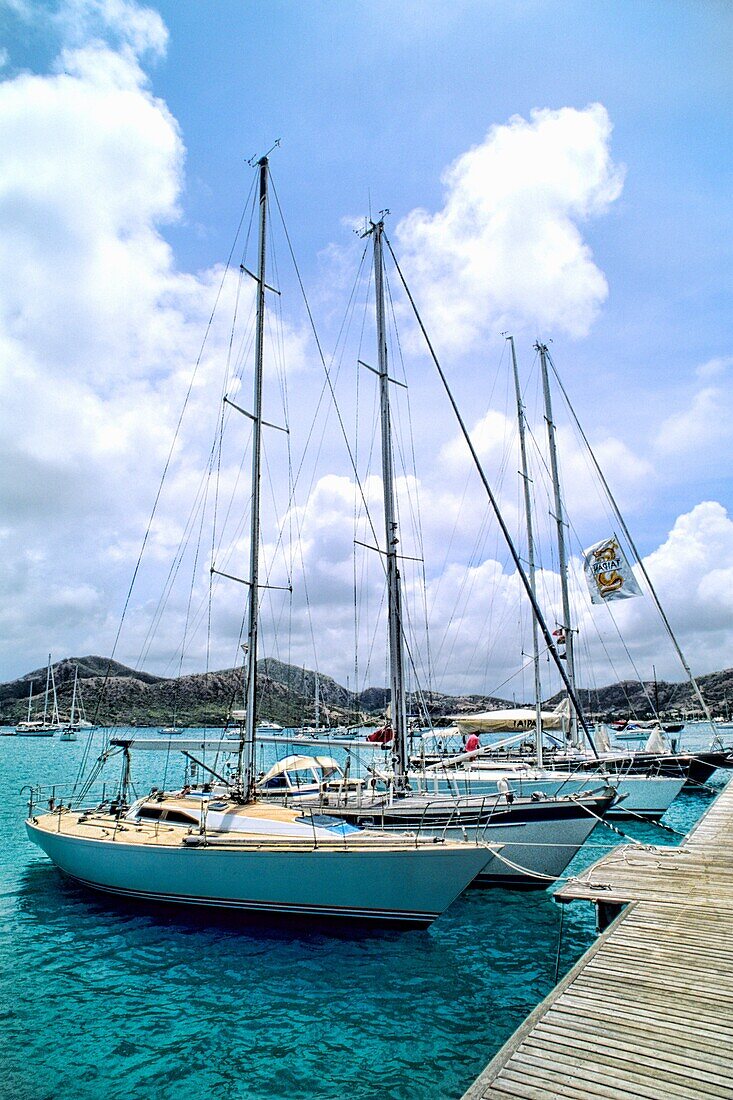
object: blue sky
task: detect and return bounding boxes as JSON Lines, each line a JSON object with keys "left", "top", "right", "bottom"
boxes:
{"left": 1, "top": 0, "right": 732, "bottom": 696}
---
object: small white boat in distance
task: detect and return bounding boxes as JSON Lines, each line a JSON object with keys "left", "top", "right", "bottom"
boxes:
{"left": 16, "top": 721, "right": 56, "bottom": 737}
{"left": 228, "top": 710, "right": 283, "bottom": 733}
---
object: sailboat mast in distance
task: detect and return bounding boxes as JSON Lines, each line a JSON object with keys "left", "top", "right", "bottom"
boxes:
{"left": 43, "top": 653, "right": 51, "bottom": 724}
{"left": 371, "top": 219, "right": 408, "bottom": 789}
{"left": 538, "top": 342, "right": 579, "bottom": 749}
{"left": 242, "top": 155, "right": 269, "bottom": 801}
{"left": 315, "top": 672, "right": 320, "bottom": 729}
{"left": 544, "top": 345, "right": 717, "bottom": 737}
{"left": 70, "top": 666, "right": 78, "bottom": 725}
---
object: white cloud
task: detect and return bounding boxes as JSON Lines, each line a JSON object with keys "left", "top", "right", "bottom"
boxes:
{"left": 55, "top": 0, "right": 168, "bottom": 59}
{"left": 696, "top": 355, "right": 733, "bottom": 380}
{"left": 434, "top": 402, "right": 653, "bottom": 545}
{"left": 644, "top": 502, "right": 733, "bottom": 611}
{"left": 654, "top": 385, "right": 733, "bottom": 462}
{"left": 0, "top": 48, "right": 184, "bottom": 380}
{"left": 0, "top": 7, "right": 312, "bottom": 678}
{"left": 0, "top": 39, "right": 192, "bottom": 551}
{"left": 556, "top": 430, "right": 654, "bottom": 521}
{"left": 256, "top": 465, "right": 733, "bottom": 698}
{"left": 394, "top": 104, "right": 624, "bottom": 355}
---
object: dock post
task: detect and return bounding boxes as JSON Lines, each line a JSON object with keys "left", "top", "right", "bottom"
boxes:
{"left": 595, "top": 899, "right": 623, "bottom": 932}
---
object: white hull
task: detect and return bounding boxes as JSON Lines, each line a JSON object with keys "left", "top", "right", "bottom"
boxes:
{"left": 414, "top": 769, "right": 685, "bottom": 820}
{"left": 26, "top": 816, "right": 492, "bottom": 927}
{"left": 366, "top": 811, "right": 600, "bottom": 886}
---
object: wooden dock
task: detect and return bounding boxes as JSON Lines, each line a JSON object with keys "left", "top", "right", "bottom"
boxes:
{"left": 462, "top": 777, "right": 733, "bottom": 1099}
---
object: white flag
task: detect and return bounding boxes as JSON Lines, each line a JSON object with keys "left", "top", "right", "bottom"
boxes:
{"left": 583, "top": 536, "right": 642, "bottom": 605}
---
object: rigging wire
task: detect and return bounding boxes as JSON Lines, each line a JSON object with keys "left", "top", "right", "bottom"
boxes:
{"left": 546, "top": 348, "right": 714, "bottom": 726}
{"left": 73, "top": 181, "right": 258, "bottom": 797}
{"left": 383, "top": 232, "right": 598, "bottom": 756}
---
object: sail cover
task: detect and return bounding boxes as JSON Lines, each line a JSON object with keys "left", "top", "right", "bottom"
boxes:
{"left": 448, "top": 702, "right": 569, "bottom": 733}
{"left": 583, "top": 536, "right": 642, "bottom": 604}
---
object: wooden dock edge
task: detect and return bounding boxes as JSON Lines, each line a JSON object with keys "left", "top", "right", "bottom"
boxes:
{"left": 462, "top": 776, "right": 733, "bottom": 1098}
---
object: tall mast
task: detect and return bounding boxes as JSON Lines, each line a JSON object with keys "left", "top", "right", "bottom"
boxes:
{"left": 70, "top": 666, "right": 79, "bottom": 725}
{"left": 315, "top": 672, "right": 320, "bottom": 730}
{"left": 372, "top": 220, "right": 408, "bottom": 789}
{"left": 538, "top": 342, "right": 579, "bottom": 748}
{"left": 50, "top": 661, "right": 60, "bottom": 725}
{"left": 241, "top": 155, "right": 269, "bottom": 801}
{"left": 508, "top": 337, "right": 544, "bottom": 767}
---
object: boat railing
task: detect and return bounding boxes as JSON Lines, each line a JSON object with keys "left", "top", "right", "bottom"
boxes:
{"left": 22, "top": 781, "right": 116, "bottom": 819}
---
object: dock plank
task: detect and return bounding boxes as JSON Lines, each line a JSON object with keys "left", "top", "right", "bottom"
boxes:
{"left": 552, "top": 994, "right": 733, "bottom": 1043}
{"left": 530, "top": 1019, "right": 733, "bottom": 1087}
{"left": 518, "top": 1038, "right": 722, "bottom": 1098}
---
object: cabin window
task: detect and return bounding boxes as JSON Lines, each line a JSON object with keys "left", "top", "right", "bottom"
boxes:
{"left": 137, "top": 805, "right": 164, "bottom": 821}
{"left": 290, "top": 770, "right": 316, "bottom": 787}
{"left": 136, "top": 805, "right": 198, "bottom": 826}
{"left": 262, "top": 775, "right": 288, "bottom": 790}
{"left": 163, "top": 809, "right": 199, "bottom": 825}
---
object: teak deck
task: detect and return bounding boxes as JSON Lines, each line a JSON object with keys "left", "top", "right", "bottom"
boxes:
{"left": 463, "top": 776, "right": 733, "bottom": 1099}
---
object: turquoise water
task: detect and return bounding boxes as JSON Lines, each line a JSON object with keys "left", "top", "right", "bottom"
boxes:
{"left": 0, "top": 728, "right": 723, "bottom": 1100}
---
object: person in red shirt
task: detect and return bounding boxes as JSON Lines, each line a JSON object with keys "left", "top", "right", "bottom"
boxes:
{"left": 465, "top": 732, "right": 480, "bottom": 753}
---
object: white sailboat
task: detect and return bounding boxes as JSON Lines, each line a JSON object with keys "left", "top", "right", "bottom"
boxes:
{"left": 59, "top": 666, "right": 94, "bottom": 741}
{"left": 16, "top": 655, "right": 64, "bottom": 736}
{"left": 4, "top": 680, "right": 32, "bottom": 736}
{"left": 411, "top": 744, "right": 685, "bottom": 821}
{"left": 26, "top": 157, "right": 493, "bottom": 927}
{"left": 59, "top": 666, "right": 79, "bottom": 741}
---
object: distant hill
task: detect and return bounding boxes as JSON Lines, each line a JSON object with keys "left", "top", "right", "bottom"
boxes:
{"left": 0, "top": 654, "right": 514, "bottom": 727}
{"left": 1, "top": 654, "right": 731, "bottom": 726}
{"left": 0, "top": 655, "right": 381, "bottom": 727}
{"left": 546, "top": 669, "right": 733, "bottom": 719}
